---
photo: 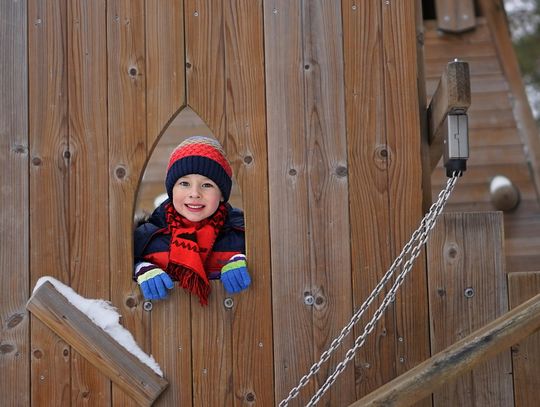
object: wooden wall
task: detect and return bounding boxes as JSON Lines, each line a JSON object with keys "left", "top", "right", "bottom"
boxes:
{"left": 1, "top": 1, "right": 429, "bottom": 406}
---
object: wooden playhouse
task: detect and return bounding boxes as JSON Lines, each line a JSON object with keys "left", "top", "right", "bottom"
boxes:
{"left": 2, "top": 0, "right": 540, "bottom": 405}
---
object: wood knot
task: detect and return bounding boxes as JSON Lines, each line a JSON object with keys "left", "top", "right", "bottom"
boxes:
{"left": 33, "top": 349, "right": 43, "bottom": 359}
{"left": 243, "top": 155, "right": 253, "bottom": 164}
{"left": 245, "top": 392, "right": 256, "bottom": 402}
{"left": 288, "top": 168, "right": 297, "bottom": 176}
{"left": 125, "top": 296, "right": 137, "bottom": 308}
{"left": 335, "top": 166, "right": 347, "bottom": 177}
{"left": 31, "top": 156, "right": 42, "bottom": 166}
{"left": 0, "top": 343, "right": 15, "bottom": 355}
{"left": 128, "top": 67, "right": 138, "bottom": 77}
{"left": 115, "top": 165, "right": 127, "bottom": 179}
{"left": 7, "top": 312, "right": 24, "bottom": 328}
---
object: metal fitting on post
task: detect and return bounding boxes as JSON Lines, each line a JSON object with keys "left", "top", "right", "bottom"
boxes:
{"left": 443, "top": 113, "right": 469, "bottom": 177}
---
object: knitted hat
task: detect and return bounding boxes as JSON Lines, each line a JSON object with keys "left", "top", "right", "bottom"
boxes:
{"left": 165, "top": 136, "right": 233, "bottom": 201}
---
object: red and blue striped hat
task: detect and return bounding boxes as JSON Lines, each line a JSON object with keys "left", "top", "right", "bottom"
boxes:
{"left": 165, "top": 136, "right": 233, "bottom": 201}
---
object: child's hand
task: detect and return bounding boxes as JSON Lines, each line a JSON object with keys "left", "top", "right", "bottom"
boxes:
{"left": 221, "top": 254, "right": 251, "bottom": 294}
{"left": 136, "top": 262, "right": 174, "bottom": 300}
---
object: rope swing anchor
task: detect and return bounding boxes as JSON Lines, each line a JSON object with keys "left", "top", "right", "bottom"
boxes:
{"left": 280, "top": 109, "right": 469, "bottom": 406}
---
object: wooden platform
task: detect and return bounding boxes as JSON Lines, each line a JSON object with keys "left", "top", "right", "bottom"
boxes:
{"left": 425, "top": 17, "right": 540, "bottom": 274}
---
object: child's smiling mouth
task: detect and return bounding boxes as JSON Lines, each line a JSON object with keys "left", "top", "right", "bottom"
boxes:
{"left": 186, "top": 204, "right": 204, "bottom": 210}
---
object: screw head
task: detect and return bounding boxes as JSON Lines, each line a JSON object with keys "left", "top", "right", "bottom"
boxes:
{"left": 224, "top": 297, "right": 234, "bottom": 309}
{"left": 143, "top": 301, "right": 153, "bottom": 311}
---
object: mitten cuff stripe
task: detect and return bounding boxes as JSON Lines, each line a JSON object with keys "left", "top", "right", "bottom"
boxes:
{"left": 221, "top": 259, "right": 247, "bottom": 273}
{"left": 137, "top": 268, "right": 163, "bottom": 284}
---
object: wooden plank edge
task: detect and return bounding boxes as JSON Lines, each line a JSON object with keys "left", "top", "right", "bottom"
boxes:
{"left": 26, "top": 281, "right": 168, "bottom": 406}
{"left": 348, "top": 291, "right": 540, "bottom": 407}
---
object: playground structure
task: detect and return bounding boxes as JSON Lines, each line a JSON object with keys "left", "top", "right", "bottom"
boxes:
{"left": 2, "top": 0, "right": 540, "bottom": 406}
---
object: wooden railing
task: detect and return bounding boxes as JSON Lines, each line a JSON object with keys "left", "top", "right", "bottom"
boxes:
{"left": 348, "top": 292, "right": 540, "bottom": 407}
{"left": 27, "top": 281, "right": 168, "bottom": 406}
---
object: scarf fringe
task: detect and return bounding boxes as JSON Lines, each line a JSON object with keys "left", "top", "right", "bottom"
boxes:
{"left": 169, "top": 264, "right": 210, "bottom": 306}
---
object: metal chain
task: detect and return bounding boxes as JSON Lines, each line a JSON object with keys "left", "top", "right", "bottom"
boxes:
{"left": 279, "top": 173, "right": 460, "bottom": 407}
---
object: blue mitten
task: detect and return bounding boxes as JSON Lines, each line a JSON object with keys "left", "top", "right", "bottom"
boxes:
{"left": 221, "top": 254, "right": 251, "bottom": 294}
{"left": 135, "top": 262, "right": 174, "bottom": 300}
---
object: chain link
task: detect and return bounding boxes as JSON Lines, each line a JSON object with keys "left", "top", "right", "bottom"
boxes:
{"left": 279, "top": 173, "right": 460, "bottom": 407}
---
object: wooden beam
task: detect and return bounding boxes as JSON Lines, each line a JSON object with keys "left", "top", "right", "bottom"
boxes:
{"left": 347, "top": 291, "right": 540, "bottom": 407}
{"left": 435, "top": 0, "right": 476, "bottom": 33}
{"left": 26, "top": 281, "right": 168, "bottom": 406}
{"left": 427, "top": 60, "right": 471, "bottom": 170}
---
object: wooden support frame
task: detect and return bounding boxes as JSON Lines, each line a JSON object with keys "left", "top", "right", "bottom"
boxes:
{"left": 26, "top": 282, "right": 168, "bottom": 406}
{"left": 348, "top": 292, "right": 540, "bottom": 407}
{"left": 427, "top": 60, "right": 471, "bottom": 170}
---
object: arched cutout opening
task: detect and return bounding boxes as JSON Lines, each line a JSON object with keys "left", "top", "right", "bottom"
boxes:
{"left": 135, "top": 106, "right": 243, "bottom": 220}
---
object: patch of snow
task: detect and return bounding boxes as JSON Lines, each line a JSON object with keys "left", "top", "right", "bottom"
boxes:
{"left": 33, "top": 276, "right": 163, "bottom": 377}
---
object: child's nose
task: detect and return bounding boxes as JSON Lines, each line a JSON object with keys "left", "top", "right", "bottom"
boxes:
{"left": 189, "top": 185, "right": 201, "bottom": 197}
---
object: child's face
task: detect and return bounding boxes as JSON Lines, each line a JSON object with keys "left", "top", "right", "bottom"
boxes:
{"left": 172, "top": 174, "right": 223, "bottom": 222}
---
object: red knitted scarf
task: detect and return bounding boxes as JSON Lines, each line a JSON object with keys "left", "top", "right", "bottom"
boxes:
{"left": 165, "top": 202, "right": 227, "bottom": 305}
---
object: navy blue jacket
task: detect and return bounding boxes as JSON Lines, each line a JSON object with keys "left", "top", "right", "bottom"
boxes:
{"left": 134, "top": 200, "right": 245, "bottom": 279}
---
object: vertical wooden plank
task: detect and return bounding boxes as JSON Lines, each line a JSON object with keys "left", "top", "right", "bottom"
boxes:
{"left": 342, "top": 0, "right": 398, "bottom": 397}
{"left": 186, "top": 0, "right": 226, "bottom": 137}
{"left": 67, "top": 0, "right": 111, "bottom": 404}
{"left": 301, "top": 1, "right": 355, "bottom": 405}
{"left": 427, "top": 212, "right": 514, "bottom": 406}
{"left": 144, "top": 2, "right": 192, "bottom": 405}
{"left": 185, "top": 1, "right": 232, "bottom": 405}
{"left": 265, "top": 0, "right": 316, "bottom": 404}
{"left": 223, "top": 0, "right": 274, "bottom": 405}
{"left": 107, "top": 0, "right": 148, "bottom": 405}
{"left": 0, "top": 0, "right": 29, "bottom": 404}
{"left": 382, "top": 5, "right": 431, "bottom": 407}
{"left": 508, "top": 271, "right": 540, "bottom": 407}
{"left": 28, "top": 0, "right": 71, "bottom": 405}
{"left": 146, "top": 0, "right": 186, "bottom": 145}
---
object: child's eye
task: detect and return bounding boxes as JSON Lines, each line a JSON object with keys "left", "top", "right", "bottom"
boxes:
{"left": 202, "top": 183, "right": 214, "bottom": 188}
{"left": 177, "top": 181, "right": 190, "bottom": 187}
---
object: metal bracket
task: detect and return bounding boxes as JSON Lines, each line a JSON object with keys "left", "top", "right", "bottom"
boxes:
{"left": 443, "top": 113, "right": 469, "bottom": 177}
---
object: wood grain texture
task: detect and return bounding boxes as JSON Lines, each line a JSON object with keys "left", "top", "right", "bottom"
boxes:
{"left": 67, "top": 0, "right": 111, "bottom": 403}
{"left": 342, "top": 0, "right": 398, "bottom": 397}
{"left": 382, "top": 5, "right": 430, "bottom": 407}
{"left": 27, "top": 282, "right": 168, "bottom": 406}
{"left": 145, "top": 0, "right": 186, "bottom": 146}
{"left": 0, "top": 0, "right": 29, "bottom": 404}
{"left": 107, "top": 0, "right": 149, "bottom": 405}
{"left": 223, "top": 0, "right": 274, "bottom": 405}
{"left": 186, "top": 0, "right": 226, "bottom": 138}
{"left": 301, "top": 1, "right": 355, "bottom": 405}
{"left": 264, "top": 1, "right": 315, "bottom": 404}
{"left": 185, "top": 1, "right": 232, "bottom": 405}
{"left": 508, "top": 272, "right": 540, "bottom": 407}
{"left": 427, "top": 212, "right": 514, "bottom": 406}
{"left": 143, "top": 2, "right": 192, "bottom": 405}
{"left": 28, "top": 0, "right": 71, "bottom": 405}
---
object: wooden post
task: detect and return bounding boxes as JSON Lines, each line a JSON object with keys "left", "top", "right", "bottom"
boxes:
{"left": 427, "top": 60, "right": 471, "bottom": 170}
{"left": 435, "top": 0, "right": 476, "bottom": 33}
{"left": 26, "top": 282, "right": 168, "bottom": 406}
{"left": 348, "top": 292, "right": 540, "bottom": 407}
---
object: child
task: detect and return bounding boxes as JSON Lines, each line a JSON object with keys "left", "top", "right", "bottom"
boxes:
{"left": 133, "top": 136, "right": 251, "bottom": 305}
